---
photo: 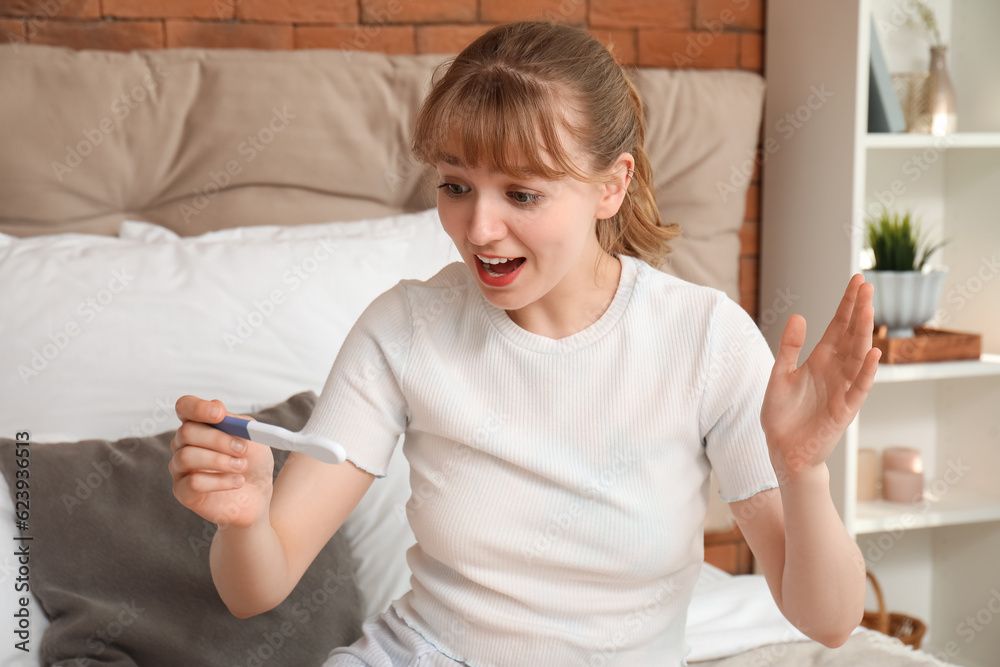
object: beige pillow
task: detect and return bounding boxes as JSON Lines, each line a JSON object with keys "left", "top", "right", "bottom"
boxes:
{"left": 0, "top": 45, "right": 763, "bottom": 300}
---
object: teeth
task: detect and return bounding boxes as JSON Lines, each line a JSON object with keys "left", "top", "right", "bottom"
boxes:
{"left": 476, "top": 255, "right": 514, "bottom": 265}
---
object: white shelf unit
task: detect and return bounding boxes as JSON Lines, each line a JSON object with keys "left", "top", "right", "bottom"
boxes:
{"left": 763, "top": 1, "right": 1000, "bottom": 665}
{"left": 855, "top": 489, "right": 1000, "bottom": 535}
{"left": 873, "top": 354, "right": 1000, "bottom": 383}
{"left": 865, "top": 132, "right": 1000, "bottom": 149}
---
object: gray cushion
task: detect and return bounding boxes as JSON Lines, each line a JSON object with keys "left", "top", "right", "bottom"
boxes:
{"left": 0, "top": 390, "right": 361, "bottom": 667}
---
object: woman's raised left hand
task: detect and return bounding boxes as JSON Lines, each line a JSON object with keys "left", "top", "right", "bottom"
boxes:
{"left": 760, "top": 274, "right": 882, "bottom": 481}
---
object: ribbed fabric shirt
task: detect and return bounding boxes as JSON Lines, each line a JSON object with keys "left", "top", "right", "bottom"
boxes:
{"left": 301, "top": 254, "right": 779, "bottom": 666}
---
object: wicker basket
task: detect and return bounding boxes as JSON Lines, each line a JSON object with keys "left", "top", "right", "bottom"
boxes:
{"left": 891, "top": 72, "right": 932, "bottom": 134}
{"left": 861, "top": 571, "right": 927, "bottom": 649}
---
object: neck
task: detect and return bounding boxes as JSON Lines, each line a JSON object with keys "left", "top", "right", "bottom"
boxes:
{"left": 506, "top": 250, "right": 622, "bottom": 339}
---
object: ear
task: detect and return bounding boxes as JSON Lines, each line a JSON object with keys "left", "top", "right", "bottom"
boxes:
{"left": 594, "top": 152, "right": 634, "bottom": 220}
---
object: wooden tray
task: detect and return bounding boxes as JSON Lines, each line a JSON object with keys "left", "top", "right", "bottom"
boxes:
{"left": 872, "top": 326, "right": 982, "bottom": 364}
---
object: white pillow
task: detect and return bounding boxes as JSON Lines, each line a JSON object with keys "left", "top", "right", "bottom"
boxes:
{"left": 117, "top": 213, "right": 446, "bottom": 244}
{"left": 0, "top": 209, "right": 454, "bottom": 658}
{"left": 1, "top": 208, "right": 456, "bottom": 439}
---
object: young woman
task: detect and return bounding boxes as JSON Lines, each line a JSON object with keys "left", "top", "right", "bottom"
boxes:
{"left": 169, "top": 21, "right": 880, "bottom": 667}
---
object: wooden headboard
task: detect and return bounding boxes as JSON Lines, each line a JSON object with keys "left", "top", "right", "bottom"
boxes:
{"left": 704, "top": 524, "right": 754, "bottom": 575}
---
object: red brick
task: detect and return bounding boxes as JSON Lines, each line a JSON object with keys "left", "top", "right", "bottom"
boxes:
{"left": 590, "top": 0, "right": 691, "bottom": 29}
{"left": 103, "top": 0, "right": 225, "bottom": 20}
{"left": 739, "top": 255, "right": 758, "bottom": 295}
{"left": 696, "top": 0, "right": 763, "bottom": 31}
{"left": 481, "top": 0, "right": 585, "bottom": 24}
{"left": 362, "top": 0, "right": 475, "bottom": 24}
{"left": 0, "top": 0, "right": 99, "bottom": 19}
{"left": 739, "top": 32, "right": 762, "bottom": 71}
{"left": 296, "top": 24, "right": 415, "bottom": 53}
{"left": 416, "top": 24, "right": 492, "bottom": 54}
{"left": 638, "top": 30, "right": 739, "bottom": 69}
{"left": 744, "top": 182, "right": 759, "bottom": 221}
{"left": 166, "top": 20, "right": 292, "bottom": 49}
{"left": 238, "top": 0, "right": 357, "bottom": 24}
{"left": 588, "top": 27, "right": 636, "bottom": 66}
{"left": 0, "top": 18, "right": 25, "bottom": 41}
{"left": 739, "top": 219, "right": 758, "bottom": 256}
{"left": 29, "top": 18, "right": 163, "bottom": 50}
{"left": 740, "top": 290, "right": 758, "bottom": 319}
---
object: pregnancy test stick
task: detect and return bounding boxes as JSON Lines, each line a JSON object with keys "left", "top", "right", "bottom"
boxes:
{"left": 209, "top": 415, "right": 347, "bottom": 465}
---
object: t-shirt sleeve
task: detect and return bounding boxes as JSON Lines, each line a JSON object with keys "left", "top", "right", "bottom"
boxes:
{"left": 698, "top": 295, "right": 779, "bottom": 502}
{"left": 299, "top": 283, "right": 412, "bottom": 477}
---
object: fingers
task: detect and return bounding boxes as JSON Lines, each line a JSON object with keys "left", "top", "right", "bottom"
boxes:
{"left": 175, "top": 394, "right": 227, "bottom": 425}
{"left": 173, "top": 472, "right": 246, "bottom": 507}
{"left": 774, "top": 313, "right": 806, "bottom": 375}
{"left": 847, "top": 280, "right": 875, "bottom": 363}
{"left": 170, "top": 395, "right": 252, "bottom": 491}
{"left": 171, "top": 418, "right": 249, "bottom": 455}
{"left": 839, "top": 279, "right": 875, "bottom": 385}
{"left": 169, "top": 420, "right": 251, "bottom": 504}
{"left": 169, "top": 442, "right": 248, "bottom": 476}
{"left": 818, "top": 274, "right": 864, "bottom": 350}
{"left": 845, "top": 347, "right": 882, "bottom": 414}
{"left": 171, "top": 395, "right": 256, "bottom": 453}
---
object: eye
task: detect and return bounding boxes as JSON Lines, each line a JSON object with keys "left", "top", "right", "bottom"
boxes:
{"left": 508, "top": 191, "right": 541, "bottom": 206}
{"left": 437, "top": 183, "right": 469, "bottom": 198}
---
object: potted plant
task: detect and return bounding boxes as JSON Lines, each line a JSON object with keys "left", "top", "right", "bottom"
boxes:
{"left": 863, "top": 208, "right": 947, "bottom": 338}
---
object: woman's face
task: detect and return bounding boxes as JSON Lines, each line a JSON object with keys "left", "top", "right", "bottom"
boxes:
{"left": 435, "top": 147, "right": 628, "bottom": 318}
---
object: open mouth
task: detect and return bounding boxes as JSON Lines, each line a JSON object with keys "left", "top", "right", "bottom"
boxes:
{"left": 477, "top": 255, "right": 526, "bottom": 277}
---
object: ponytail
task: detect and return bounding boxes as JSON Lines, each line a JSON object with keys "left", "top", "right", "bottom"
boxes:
{"left": 596, "top": 76, "right": 681, "bottom": 268}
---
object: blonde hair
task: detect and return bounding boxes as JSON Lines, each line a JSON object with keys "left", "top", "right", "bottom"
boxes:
{"left": 411, "top": 21, "right": 681, "bottom": 266}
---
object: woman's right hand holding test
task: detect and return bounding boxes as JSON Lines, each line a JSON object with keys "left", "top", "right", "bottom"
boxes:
{"left": 168, "top": 394, "right": 375, "bottom": 618}
{"left": 169, "top": 396, "right": 275, "bottom": 529}
{"left": 169, "top": 394, "right": 295, "bottom": 618}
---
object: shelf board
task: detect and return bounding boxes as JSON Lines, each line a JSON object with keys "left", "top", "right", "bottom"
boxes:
{"left": 865, "top": 132, "right": 1000, "bottom": 149}
{"left": 854, "top": 488, "right": 1000, "bottom": 534}
{"left": 873, "top": 354, "right": 1000, "bottom": 383}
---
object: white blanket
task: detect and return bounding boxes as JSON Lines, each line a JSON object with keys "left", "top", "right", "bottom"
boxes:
{"left": 686, "top": 564, "right": 955, "bottom": 666}
{"left": 691, "top": 628, "right": 955, "bottom": 666}
{"left": 686, "top": 563, "right": 812, "bottom": 660}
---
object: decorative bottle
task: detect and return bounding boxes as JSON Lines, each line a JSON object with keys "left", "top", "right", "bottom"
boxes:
{"left": 928, "top": 45, "right": 957, "bottom": 136}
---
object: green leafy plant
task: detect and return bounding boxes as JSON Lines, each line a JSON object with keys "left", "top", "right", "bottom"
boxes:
{"left": 866, "top": 208, "right": 946, "bottom": 271}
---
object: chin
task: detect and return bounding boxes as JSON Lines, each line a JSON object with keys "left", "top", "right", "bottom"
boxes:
{"left": 476, "top": 285, "right": 533, "bottom": 312}
{"left": 460, "top": 255, "right": 545, "bottom": 312}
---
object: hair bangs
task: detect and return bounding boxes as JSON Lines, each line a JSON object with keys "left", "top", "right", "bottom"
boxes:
{"left": 414, "top": 66, "right": 589, "bottom": 183}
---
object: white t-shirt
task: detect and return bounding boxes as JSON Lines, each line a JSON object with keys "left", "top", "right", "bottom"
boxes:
{"left": 302, "top": 254, "right": 779, "bottom": 666}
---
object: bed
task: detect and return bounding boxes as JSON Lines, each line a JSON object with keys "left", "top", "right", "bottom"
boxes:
{"left": 0, "top": 43, "right": 957, "bottom": 666}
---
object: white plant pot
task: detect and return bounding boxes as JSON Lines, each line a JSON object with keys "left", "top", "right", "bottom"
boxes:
{"left": 863, "top": 269, "right": 947, "bottom": 338}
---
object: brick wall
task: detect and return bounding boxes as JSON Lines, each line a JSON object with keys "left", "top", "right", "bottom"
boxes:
{"left": 0, "top": 0, "right": 765, "bottom": 316}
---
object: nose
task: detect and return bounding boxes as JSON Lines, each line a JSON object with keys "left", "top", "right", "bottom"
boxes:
{"left": 466, "top": 194, "right": 508, "bottom": 248}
